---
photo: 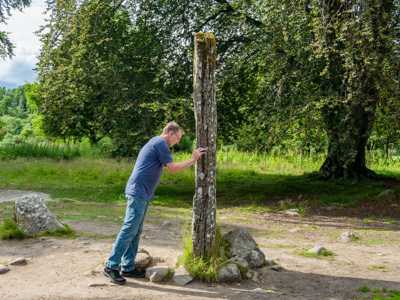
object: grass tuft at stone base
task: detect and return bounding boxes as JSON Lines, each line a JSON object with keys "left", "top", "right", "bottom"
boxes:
{"left": 0, "top": 218, "right": 26, "bottom": 240}
{"left": 0, "top": 218, "right": 76, "bottom": 240}
{"left": 178, "top": 227, "right": 230, "bottom": 282}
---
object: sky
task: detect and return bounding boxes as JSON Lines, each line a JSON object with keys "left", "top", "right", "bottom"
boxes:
{"left": 0, "top": 0, "right": 46, "bottom": 88}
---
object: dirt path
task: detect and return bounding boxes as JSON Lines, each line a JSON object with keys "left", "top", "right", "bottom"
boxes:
{"left": 1, "top": 204, "right": 400, "bottom": 299}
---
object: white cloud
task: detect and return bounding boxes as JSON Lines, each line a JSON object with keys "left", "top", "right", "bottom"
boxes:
{"left": 0, "top": 0, "right": 46, "bottom": 86}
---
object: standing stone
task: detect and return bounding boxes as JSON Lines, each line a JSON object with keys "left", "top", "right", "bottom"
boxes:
{"left": 192, "top": 32, "right": 217, "bottom": 258}
{"left": 15, "top": 194, "right": 65, "bottom": 235}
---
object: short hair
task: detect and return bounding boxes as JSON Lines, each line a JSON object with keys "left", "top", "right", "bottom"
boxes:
{"left": 162, "top": 121, "right": 183, "bottom": 135}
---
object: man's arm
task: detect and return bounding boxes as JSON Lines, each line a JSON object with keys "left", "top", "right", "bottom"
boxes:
{"left": 166, "top": 148, "right": 207, "bottom": 173}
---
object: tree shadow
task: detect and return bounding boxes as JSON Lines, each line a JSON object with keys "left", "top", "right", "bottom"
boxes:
{"left": 157, "top": 169, "right": 400, "bottom": 220}
{"left": 117, "top": 268, "right": 400, "bottom": 300}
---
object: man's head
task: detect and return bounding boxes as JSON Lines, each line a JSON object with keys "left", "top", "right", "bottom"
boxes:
{"left": 161, "top": 121, "right": 183, "bottom": 146}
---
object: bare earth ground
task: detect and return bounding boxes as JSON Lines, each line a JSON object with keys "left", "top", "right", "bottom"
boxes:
{"left": 1, "top": 191, "right": 400, "bottom": 300}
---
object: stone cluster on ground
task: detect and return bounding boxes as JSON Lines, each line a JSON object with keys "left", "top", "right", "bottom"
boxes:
{"left": 14, "top": 194, "right": 65, "bottom": 235}
{"left": 130, "top": 229, "right": 270, "bottom": 284}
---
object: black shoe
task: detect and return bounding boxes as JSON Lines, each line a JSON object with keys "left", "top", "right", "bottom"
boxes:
{"left": 121, "top": 268, "right": 146, "bottom": 278}
{"left": 103, "top": 267, "right": 127, "bottom": 285}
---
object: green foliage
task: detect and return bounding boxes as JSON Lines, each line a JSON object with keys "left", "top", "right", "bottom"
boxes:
{"left": 359, "top": 286, "right": 371, "bottom": 293}
{"left": 0, "top": 218, "right": 26, "bottom": 240}
{"left": 37, "top": 0, "right": 169, "bottom": 156}
{"left": 178, "top": 227, "right": 229, "bottom": 282}
{"left": 0, "top": 142, "right": 81, "bottom": 160}
{"left": 0, "top": 0, "right": 31, "bottom": 59}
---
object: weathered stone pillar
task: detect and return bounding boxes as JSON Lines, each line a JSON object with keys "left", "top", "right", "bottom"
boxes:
{"left": 192, "top": 32, "right": 217, "bottom": 258}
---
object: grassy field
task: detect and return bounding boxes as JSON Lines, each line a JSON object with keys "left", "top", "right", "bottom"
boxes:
{"left": 0, "top": 149, "right": 399, "bottom": 213}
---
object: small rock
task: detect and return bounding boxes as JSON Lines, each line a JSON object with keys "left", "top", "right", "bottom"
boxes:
{"left": 9, "top": 257, "right": 27, "bottom": 266}
{"left": 0, "top": 265, "right": 10, "bottom": 274}
{"left": 284, "top": 209, "right": 300, "bottom": 216}
{"left": 307, "top": 245, "right": 327, "bottom": 255}
{"left": 288, "top": 227, "right": 301, "bottom": 233}
{"left": 217, "top": 263, "right": 241, "bottom": 282}
{"left": 135, "top": 252, "right": 152, "bottom": 271}
{"left": 145, "top": 266, "right": 171, "bottom": 283}
{"left": 173, "top": 266, "right": 193, "bottom": 286}
{"left": 339, "top": 231, "right": 359, "bottom": 243}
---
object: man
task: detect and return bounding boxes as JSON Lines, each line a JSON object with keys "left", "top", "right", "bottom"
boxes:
{"left": 104, "top": 122, "right": 206, "bottom": 285}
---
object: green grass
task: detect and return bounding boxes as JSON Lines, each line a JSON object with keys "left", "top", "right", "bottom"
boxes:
{"left": 357, "top": 287, "right": 400, "bottom": 300}
{"left": 0, "top": 150, "right": 397, "bottom": 212}
{"left": 0, "top": 142, "right": 80, "bottom": 160}
{"left": 178, "top": 227, "right": 231, "bottom": 282}
{"left": 299, "top": 248, "right": 335, "bottom": 258}
{"left": 0, "top": 218, "right": 26, "bottom": 240}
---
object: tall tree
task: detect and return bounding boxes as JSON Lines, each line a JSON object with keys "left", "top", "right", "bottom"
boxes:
{"left": 311, "top": 0, "right": 396, "bottom": 178}
{"left": 37, "top": 0, "right": 164, "bottom": 154}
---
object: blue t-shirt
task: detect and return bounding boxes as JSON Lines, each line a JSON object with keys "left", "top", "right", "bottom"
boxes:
{"left": 125, "top": 136, "right": 173, "bottom": 201}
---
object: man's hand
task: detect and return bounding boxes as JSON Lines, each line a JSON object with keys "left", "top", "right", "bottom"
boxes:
{"left": 192, "top": 147, "right": 207, "bottom": 161}
{"left": 166, "top": 147, "right": 208, "bottom": 173}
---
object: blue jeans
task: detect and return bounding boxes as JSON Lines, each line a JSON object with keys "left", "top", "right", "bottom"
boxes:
{"left": 106, "top": 195, "right": 149, "bottom": 271}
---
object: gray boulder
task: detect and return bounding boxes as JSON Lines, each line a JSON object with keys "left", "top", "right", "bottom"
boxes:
{"left": 15, "top": 194, "right": 65, "bottom": 235}
{"left": 223, "top": 229, "right": 266, "bottom": 268}
{"left": 217, "top": 263, "right": 241, "bottom": 282}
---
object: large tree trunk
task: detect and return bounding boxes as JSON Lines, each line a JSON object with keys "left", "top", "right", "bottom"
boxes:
{"left": 192, "top": 32, "right": 217, "bottom": 258}
{"left": 320, "top": 100, "right": 377, "bottom": 179}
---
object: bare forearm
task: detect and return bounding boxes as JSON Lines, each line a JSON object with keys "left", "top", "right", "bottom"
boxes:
{"left": 167, "top": 158, "right": 196, "bottom": 173}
